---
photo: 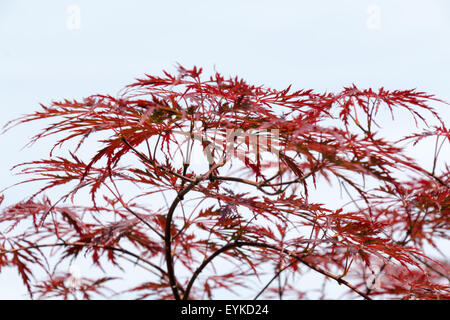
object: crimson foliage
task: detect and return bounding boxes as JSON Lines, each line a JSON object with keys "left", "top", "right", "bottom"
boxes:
{"left": 1, "top": 66, "right": 449, "bottom": 300}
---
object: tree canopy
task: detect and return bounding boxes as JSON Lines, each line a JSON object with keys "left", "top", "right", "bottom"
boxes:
{"left": 1, "top": 65, "right": 449, "bottom": 300}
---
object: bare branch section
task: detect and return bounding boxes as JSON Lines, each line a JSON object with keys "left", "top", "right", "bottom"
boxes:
{"left": 1, "top": 65, "right": 449, "bottom": 300}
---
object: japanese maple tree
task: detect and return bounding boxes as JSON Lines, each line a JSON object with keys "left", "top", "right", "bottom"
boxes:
{"left": 1, "top": 65, "right": 449, "bottom": 300}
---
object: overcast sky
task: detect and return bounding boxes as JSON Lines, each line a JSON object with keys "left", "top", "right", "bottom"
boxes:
{"left": 0, "top": 0, "right": 449, "bottom": 299}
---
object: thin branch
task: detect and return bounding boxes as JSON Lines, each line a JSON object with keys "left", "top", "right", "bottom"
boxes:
{"left": 164, "top": 162, "right": 224, "bottom": 300}
{"left": 253, "top": 261, "right": 297, "bottom": 300}
{"left": 0, "top": 240, "right": 186, "bottom": 295}
{"left": 182, "top": 241, "right": 371, "bottom": 300}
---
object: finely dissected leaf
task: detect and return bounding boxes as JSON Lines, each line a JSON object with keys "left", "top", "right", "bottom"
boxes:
{"left": 0, "top": 65, "right": 448, "bottom": 300}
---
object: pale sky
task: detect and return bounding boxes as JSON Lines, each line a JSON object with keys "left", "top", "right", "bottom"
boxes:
{"left": 0, "top": 0, "right": 449, "bottom": 299}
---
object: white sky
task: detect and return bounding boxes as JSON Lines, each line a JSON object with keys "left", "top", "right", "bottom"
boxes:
{"left": 0, "top": 0, "right": 449, "bottom": 299}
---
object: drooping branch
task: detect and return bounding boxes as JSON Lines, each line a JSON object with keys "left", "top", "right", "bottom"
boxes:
{"left": 0, "top": 241, "right": 184, "bottom": 295}
{"left": 182, "top": 241, "right": 371, "bottom": 300}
